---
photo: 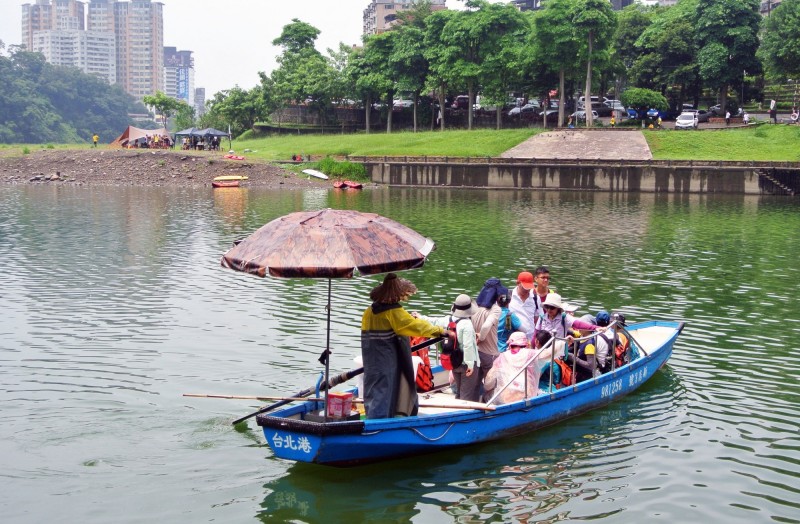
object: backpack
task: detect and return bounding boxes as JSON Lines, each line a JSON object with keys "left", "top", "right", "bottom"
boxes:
{"left": 541, "top": 357, "right": 574, "bottom": 389}
{"left": 411, "top": 347, "right": 434, "bottom": 392}
{"left": 440, "top": 316, "right": 465, "bottom": 370}
{"left": 598, "top": 332, "right": 630, "bottom": 372}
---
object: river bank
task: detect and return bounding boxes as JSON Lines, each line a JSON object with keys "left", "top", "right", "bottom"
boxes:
{"left": 0, "top": 148, "right": 327, "bottom": 189}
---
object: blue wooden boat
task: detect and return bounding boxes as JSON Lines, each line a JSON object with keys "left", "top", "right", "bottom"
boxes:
{"left": 255, "top": 320, "right": 684, "bottom": 467}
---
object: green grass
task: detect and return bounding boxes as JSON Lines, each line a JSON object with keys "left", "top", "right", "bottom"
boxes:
{"left": 233, "top": 129, "right": 541, "bottom": 160}
{"left": 2, "top": 124, "right": 799, "bottom": 163}
{"left": 645, "top": 124, "right": 800, "bottom": 161}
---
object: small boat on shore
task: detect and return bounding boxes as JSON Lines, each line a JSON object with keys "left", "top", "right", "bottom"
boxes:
{"left": 302, "top": 169, "right": 328, "bottom": 180}
{"left": 333, "top": 180, "right": 363, "bottom": 189}
{"left": 212, "top": 175, "right": 248, "bottom": 188}
{"left": 254, "top": 320, "right": 683, "bottom": 467}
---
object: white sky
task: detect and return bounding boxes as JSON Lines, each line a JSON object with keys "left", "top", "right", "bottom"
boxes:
{"left": 0, "top": 0, "right": 477, "bottom": 97}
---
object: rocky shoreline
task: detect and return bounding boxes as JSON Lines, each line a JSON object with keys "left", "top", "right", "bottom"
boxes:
{"left": 0, "top": 148, "right": 329, "bottom": 189}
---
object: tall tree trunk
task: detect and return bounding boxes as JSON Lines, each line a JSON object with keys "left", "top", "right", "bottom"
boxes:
{"left": 467, "top": 84, "right": 474, "bottom": 130}
{"left": 413, "top": 89, "right": 419, "bottom": 132}
{"left": 496, "top": 106, "right": 501, "bottom": 130}
{"left": 438, "top": 84, "right": 446, "bottom": 131}
{"left": 386, "top": 90, "right": 394, "bottom": 133}
{"left": 558, "top": 69, "right": 566, "bottom": 128}
{"left": 585, "top": 30, "right": 594, "bottom": 127}
{"left": 365, "top": 94, "right": 371, "bottom": 134}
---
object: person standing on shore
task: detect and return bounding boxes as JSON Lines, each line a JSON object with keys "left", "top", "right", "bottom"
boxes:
{"left": 92, "top": 133, "right": 99, "bottom": 148}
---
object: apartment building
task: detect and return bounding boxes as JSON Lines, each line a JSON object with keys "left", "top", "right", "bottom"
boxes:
{"left": 194, "top": 87, "right": 205, "bottom": 118}
{"left": 87, "top": 0, "right": 164, "bottom": 99}
{"left": 363, "top": 0, "right": 446, "bottom": 36}
{"left": 164, "top": 47, "right": 194, "bottom": 107}
{"left": 21, "top": 0, "right": 85, "bottom": 51}
{"left": 31, "top": 30, "right": 116, "bottom": 84}
{"left": 22, "top": 0, "right": 116, "bottom": 85}
{"left": 513, "top": 0, "right": 634, "bottom": 11}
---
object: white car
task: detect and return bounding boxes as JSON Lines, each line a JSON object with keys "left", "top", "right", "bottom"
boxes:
{"left": 675, "top": 113, "right": 698, "bottom": 130}
{"left": 570, "top": 110, "right": 599, "bottom": 122}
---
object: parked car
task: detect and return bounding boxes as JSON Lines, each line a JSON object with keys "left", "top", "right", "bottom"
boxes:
{"left": 681, "top": 109, "right": 710, "bottom": 123}
{"left": 541, "top": 109, "right": 560, "bottom": 124}
{"left": 590, "top": 101, "right": 613, "bottom": 117}
{"left": 570, "top": 110, "right": 599, "bottom": 122}
{"left": 507, "top": 103, "right": 540, "bottom": 117}
{"left": 675, "top": 113, "right": 698, "bottom": 130}
{"left": 453, "top": 95, "right": 470, "bottom": 110}
{"left": 604, "top": 100, "right": 625, "bottom": 112}
{"left": 393, "top": 99, "right": 413, "bottom": 110}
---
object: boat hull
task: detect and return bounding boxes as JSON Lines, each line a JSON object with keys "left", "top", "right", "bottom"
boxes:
{"left": 257, "top": 320, "right": 683, "bottom": 466}
{"left": 212, "top": 180, "right": 240, "bottom": 188}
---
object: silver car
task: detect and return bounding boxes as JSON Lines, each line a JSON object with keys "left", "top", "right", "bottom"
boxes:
{"left": 675, "top": 113, "right": 698, "bottom": 130}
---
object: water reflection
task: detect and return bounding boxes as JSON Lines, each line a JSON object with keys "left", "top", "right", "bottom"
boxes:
{"left": 0, "top": 185, "right": 798, "bottom": 523}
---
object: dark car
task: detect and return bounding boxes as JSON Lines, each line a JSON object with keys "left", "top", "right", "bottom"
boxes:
{"left": 590, "top": 101, "right": 613, "bottom": 117}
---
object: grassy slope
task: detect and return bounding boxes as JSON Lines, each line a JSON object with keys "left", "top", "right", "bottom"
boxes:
{"left": 644, "top": 124, "right": 800, "bottom": 161}
{"left": 3, "top": 125, "right": 799, "bottom": 162}
{"left": 234, "top": 129, "right": 541, "bottom": 160}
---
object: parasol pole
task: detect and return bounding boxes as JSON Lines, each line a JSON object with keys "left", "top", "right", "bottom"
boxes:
{"left": 323, "top": 278, "right": 332, "bottom": 421}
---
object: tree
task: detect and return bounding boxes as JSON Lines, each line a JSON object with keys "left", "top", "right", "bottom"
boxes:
{"left": 571, "top": 0, "right": 617, "bottom": 127}
{"left": 359, "top": 31, "right": 399, "bottom": 133}
{"left": 423, "top": 9, "right": 457, "bottom": 131}
{"left": 534, "top": 0, "right": 582, "bottom": 127}
{"left": 632, "top": 0, "right": 701, "bottom": 109}
{"left": 142, "top": 91, "right": 185, "bottom": 128}
{"left": 0, "top": 44, "right": 139, "bottom": 144}
{"left": 390, "top": 1, "right": 440, "bottom": 132}
{"left": 611, "top": 4, "right": 655, "bottom": 98}
{"left": 620, "top": 87, "right": 667, "bottom": 125}
{"left": 759, "top": 0, "right": 800, "bottom": 80}
{"left": 269, "top": 19, "right": 338, "bottom": 127}
{"left": 695, "top": 0, "right": 761, "bottom": 114}
{"left": 438, "top": 0, "right": 526, "bottom": 130}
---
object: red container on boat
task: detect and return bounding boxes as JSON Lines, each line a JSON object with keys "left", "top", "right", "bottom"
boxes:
{"left": 327, "top": 392, "right": 353, "bottom": 418}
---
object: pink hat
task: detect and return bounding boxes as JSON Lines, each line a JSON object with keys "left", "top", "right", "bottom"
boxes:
{"left": 517, "top": 271, "right": 534, "bottom": 290}
{"left": 508, "top": 331, "right": 528, "bottom": 347}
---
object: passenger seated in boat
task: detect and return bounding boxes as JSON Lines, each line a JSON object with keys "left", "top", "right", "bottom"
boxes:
{"left": 485, "top": 331, "right": 547, "bottom": 404}
{"left": 361, "top": 274, "right": 453, "bottom": 420}
{"left": 534, "top": 293, "right": 602, "bottom": 363}
{"left": 415, "top": 295, "right": 482, "bottom": 402}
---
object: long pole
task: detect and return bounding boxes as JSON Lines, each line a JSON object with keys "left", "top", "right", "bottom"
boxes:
{"left": 229, "top": 336, "right": 444, "bottom": 425}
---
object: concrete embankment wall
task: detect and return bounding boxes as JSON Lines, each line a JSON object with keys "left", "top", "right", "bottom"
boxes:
{"left": 355, "top": 158, "right": 800, "bottom": 195}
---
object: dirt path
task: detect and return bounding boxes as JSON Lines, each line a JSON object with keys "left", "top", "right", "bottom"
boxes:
{"left": 500, "top": 129, "right": 652, "bottom": 160}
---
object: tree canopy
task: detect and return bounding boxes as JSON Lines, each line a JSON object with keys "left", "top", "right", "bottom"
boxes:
{"left": 0, "top": 43, "right": 146, "bottom": 144}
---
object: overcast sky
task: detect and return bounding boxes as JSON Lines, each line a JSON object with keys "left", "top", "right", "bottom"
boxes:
{"left": 0, "top": 0, "right": 481, "bottom": 97}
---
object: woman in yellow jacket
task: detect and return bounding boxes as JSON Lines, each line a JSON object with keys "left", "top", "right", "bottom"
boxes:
{"left": 361, "top": 273, "right": 451, "bottom": 419}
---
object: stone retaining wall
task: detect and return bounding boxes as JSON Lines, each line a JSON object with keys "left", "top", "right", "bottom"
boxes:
{"left": 357, "top": 159, "right": 800, "bottom": 195}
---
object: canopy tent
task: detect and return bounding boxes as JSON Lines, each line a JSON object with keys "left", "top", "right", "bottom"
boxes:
{"left": 111, "top": 125, "right": 169, "bottom": 147}
{"left": 197, "top": 127, "right": 230, "bottom": 137}
{"left": 174, "top": 127, "right": 230, "bottom": 138}
{"left": 173, "top": 127, "right": 201, "bottom": 137}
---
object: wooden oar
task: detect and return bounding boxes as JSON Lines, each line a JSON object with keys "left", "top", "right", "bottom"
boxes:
{"left": 185, "top": 392, "right": 495, "bottom": 412}
{"left": 228, "top": 336, "right": 443, "bottom": 425}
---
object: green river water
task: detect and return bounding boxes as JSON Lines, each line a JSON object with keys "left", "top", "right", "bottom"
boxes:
{"left": 0, "top": 185, "right": 798, "bottom": 523}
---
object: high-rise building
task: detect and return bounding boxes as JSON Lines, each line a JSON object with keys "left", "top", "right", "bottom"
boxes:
{"left": 363, "top": 0, "right": 446, "bottom": 36}
{"left": 88, "top": 0, "right": 164, "bottom": 99}
{"left": 194, "top": 87, "right": 205, "bottom": 118}
{"left": 164, "top": 47, "right": 194, "bottom": 106}
{"left": 21, "top": 0, "right": 85, "bottom": 51}
{"left": 31, "top": 30, "right": 116, "bottom": 85}
{"left": 22, "top": 1, "right": 115, "bottom": 85}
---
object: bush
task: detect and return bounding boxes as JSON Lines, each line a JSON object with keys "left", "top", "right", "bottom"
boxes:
{"left": 22, "top": 147, "right": 30, "bottom": 154}
{"left": 315, "top": 156, "right": 368, "bottom": 181}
